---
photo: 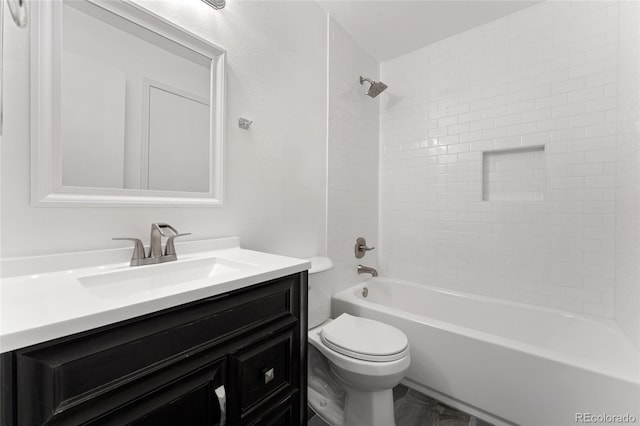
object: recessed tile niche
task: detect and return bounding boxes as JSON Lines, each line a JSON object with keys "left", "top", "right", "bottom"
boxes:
{"left": 482, "top": 146, "right": 545, "bottom": 201}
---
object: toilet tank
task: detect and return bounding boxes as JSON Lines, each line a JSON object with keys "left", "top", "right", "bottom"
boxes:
{"left": 307, "top": 257, "right": 333, "bottom": 329}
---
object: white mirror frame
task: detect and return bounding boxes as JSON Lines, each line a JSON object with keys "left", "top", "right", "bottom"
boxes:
{"left": 31, "top": 0, "right": 226, "bottom": 207}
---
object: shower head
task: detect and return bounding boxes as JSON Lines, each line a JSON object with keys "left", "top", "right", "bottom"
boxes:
{"left": 202, "top": 0, "right": 225, "bottom": 9}
{"left": 360, "top": 76, "right": 388, "bottom": 98}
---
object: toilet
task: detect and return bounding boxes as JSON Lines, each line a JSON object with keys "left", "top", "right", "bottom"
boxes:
{"left": 307, "top": 257, "right": 410, "bottom": 426}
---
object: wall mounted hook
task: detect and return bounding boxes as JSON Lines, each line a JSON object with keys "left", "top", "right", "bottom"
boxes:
{"left": 238, "top": 118, "right": 253, "bottom": 130}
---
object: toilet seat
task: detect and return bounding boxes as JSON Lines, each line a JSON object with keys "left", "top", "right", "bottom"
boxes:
{"left": 320, "top": 314, "right": 409, "bottom": 362}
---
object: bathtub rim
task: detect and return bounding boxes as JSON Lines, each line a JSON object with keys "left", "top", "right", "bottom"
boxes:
{"left": 332, "top": 277, "right": 640, "bottom": 386}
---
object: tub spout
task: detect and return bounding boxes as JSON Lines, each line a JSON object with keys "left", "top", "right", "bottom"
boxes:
{"left": 358, "top": 264, "right": 378, "bottom": 277}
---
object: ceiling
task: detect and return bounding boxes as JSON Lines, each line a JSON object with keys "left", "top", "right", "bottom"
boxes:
{"left": 316, "top": 1, "right": 542, "bottom": 62}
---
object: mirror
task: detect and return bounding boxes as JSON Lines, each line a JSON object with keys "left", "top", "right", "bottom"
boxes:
{"left": 31, "top": 0, "right": 225, "bottom": 206}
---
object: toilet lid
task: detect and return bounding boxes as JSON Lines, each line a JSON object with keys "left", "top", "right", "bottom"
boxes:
{"left": 320, "top": 314, "right": 409, "bottom": 362}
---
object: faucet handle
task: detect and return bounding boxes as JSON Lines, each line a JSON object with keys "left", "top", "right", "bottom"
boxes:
{"left": 113, "top": 238, "right": 146, "bottom": 263}
{"left": 355, "top": 237, "right": 375, "bottom": 259}
{"left": 164, "top": 233, "right": 192, "bottom": 257}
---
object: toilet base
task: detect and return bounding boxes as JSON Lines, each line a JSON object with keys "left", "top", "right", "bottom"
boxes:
{"left": 309, "top": 386, "right": 397, "bottom": 426}
{"left": 309, "top": 387, "right": 346, "bottom": 426}
{"left": 343, "top": 386, "right": 396, "bottom": 426}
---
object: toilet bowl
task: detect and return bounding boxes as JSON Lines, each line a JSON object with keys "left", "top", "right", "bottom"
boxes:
{"left": 306, "top": 257, "right": 410, "bottom": 426}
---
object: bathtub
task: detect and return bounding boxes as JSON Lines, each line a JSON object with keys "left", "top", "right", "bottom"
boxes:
{"left": 332, "top": 278, "right": 640, "bottom": 426}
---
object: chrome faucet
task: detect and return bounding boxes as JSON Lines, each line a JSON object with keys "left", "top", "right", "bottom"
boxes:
{"left": 114, "top": 223, "right": 191, "bottom": 266}
{"left": 357, "top": 264, "right": 378, "bottom": 277}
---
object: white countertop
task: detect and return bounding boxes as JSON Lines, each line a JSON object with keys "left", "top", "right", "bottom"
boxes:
{"left": 0, "top": 237, "right": 310, "bottom": 353}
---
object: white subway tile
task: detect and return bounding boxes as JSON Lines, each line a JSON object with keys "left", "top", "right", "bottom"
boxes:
{"left": 565, "top": 287, "right": 602, "bottom": 303}
{"left": 429, "top": 108, "right": 448, "bottom": 120}
{"left": 439, "top": 135, "right": 461, "bottom": 145}
{"left": 379, "top": 1, "right": 621, "bottom": 320}
{"left": 429, "top": 127, "right": 448, "bottom": 138}
{"left": 552, "top": 103, "right": 586, "bottom": 118}
{"left": 429, "top": 146, "right": 447, "bottom": 156}
{"left": 552, "top": 78, "right": 586, "bottom": 94}
{"left": 537, "top": 69, "right": 568, "bottom": 86}
{"left": 549, "top": 177, "right": 584, "bottom": 189}
{"left": 439, "top": 116, "right": 459, "bottom": 128}
{"left": 446, "top": 123, "right": 470, "bottom": 135}
{"left": 536, "top": 93, "right": 568, "bottom": 109}
{"left": 537, "top": 117, "right": 569, "bottom": 131}
{"left": 545, "top": 141, "right": 568, "bottom": 154}
{"left": 470, "top": 140, "right": 494, "bottom": 151}
{"left": 585, "top": 149, "right": 616, "bottom": 163}
{"left": 438, "top": 96, "right": 460, "bottom": 109}
{"left": 567, "top": 86, "right": 605, "bottom": 103}
{"left": 604, "top": 83, "right": 616, "bottom": 97}
{"left": 586, "top": 96, "right": 617, "bottom": 113}
{"left": 569, "top": 60, "right": 605, "bottom": 79}
{"left": 521, "top": 108, "right": 552, "bottom": 123}
{"left": 509, "top": 122, "right": 538, "bottom": 136}
{"left": 586, "top": 70, "right": 617, "bottom": 87}
{"left": 449, "top": 103, "right": 471, "bottom": 116}
{"left": 508, "top": 100, "right": 536, "bottom": 114}
{"left": 568, "top": 138, "right": 605, "bottom": 152}
{"left": 522, "top": 132, "right": 552, "bottom": 145}
{"left": 495, "top": 114, "right": 522, "bottom": 128}
{"left": 438, "top": 154, "right": 459, "bottom": 164}
{"left": 470, "top": 119, "right": 496, "bottom": 131}
{"left": 552, "top": 127, "right": 586, "bottom": 141}
{"left": 483, "top": 106, "right": 508, "bottom": 119}
{"left": 483, "top": 127, "right": 510, "bottom": 139}
{"left": 522, "top": 85, "right": 552, "bottom": 101}
{"left": 459, "top": 111, "right": 483, "bottom": 123}
{"left": 448, "top": 143, "right": 470, "bottom": 154}
{"left": 493, "top": 136, "right": 522, "bottom": 150}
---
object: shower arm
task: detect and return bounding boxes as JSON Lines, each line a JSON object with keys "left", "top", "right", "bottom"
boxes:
{"left": 360, "top": 76, "right": 374, "bottom": 86}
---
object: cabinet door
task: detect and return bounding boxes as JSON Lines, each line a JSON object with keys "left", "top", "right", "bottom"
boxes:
{"left": 262, "top": 405, "right": 293, "bottom": 426}
{"left": 246, "top": 393, "right": 296, "bottom": 426}
{"left": 86, "top": 357, "right": 226, "bottom": 426}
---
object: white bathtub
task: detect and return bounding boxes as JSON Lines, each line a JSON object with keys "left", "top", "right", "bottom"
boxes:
{"left": 332, "top": 278, "right": 640, "bottom": 426}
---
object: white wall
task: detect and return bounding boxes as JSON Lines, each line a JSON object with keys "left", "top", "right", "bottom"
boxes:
{"left": 379, "top": 1, "right": 620, "bottom": 318}
{"left": 325, "top": 17, "right": 380, "bottom": 295}
{"left": 615, "top": 0, "right": 640, "bottom": 347}
{"left": 1, "top": 1, "right": 328, "bottom": 258}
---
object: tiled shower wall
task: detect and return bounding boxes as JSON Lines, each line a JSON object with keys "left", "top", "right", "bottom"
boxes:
{"left": 379, "top": 1, "right": 621, "bottom": 317}
{"left": 326, "top": 18, "right": 380, "bottom": 294}
{"left": 615, "top": 0, "right": 640, "bottom": 346}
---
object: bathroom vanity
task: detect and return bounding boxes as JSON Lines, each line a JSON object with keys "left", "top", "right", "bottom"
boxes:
{"left": 0, "top": 238, "right": 309, "bottom": 425}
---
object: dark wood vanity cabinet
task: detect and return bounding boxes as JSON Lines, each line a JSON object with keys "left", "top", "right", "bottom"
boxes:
{"left": 0, "top": 272, "right": 308, "bottom": 426}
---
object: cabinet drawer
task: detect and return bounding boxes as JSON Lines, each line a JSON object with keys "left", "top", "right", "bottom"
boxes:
{"left": 231, "top": 328, "right": 295, "bottom": 416}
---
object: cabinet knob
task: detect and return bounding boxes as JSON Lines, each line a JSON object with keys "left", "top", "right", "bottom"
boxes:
{"left": 263, "top": 367, "right": 275, "bottom": 384}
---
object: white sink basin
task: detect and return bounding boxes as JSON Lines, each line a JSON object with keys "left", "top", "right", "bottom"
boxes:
{"left": 79, "top": 257, "right": 256, "bottom": 300}
{"left": 1, "top": 237, "right": 311, "bottom": 353}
